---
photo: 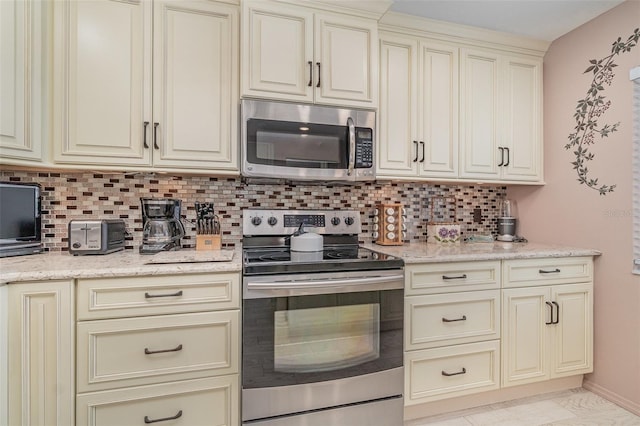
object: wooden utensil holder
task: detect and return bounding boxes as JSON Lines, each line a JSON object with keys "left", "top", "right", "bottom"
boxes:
{"left": 196, "top": 234, "right": 221, "bottom": 251}
{"left": 375, "top": 203, "right": 404, "bottom": 246}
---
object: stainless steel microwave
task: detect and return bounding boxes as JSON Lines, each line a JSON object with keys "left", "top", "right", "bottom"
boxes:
{"left": 241, "top": 99, "right": 376, "bottom": 182}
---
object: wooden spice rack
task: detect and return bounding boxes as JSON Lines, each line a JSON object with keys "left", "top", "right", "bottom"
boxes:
{"left": 374, "top": 203, "right": 405, "bottom": 246}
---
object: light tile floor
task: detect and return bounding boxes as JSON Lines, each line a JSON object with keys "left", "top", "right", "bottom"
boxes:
{"left": 404, "top": 388, "right": 640, "bottom": 425}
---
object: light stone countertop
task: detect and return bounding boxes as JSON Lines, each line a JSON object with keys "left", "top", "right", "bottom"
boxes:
{"left": 0, "top": 248, "right": 242, "bottom": 285}
{"left": 0, "top": 242, "right": 601, "bottom": 285}
{"left": 362, "top": 241, "right": 601, "bottom": 263}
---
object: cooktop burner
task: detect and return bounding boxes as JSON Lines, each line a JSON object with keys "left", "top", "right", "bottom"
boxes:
{"left": 243, "top": 246, "right": 403, "bottom": 275}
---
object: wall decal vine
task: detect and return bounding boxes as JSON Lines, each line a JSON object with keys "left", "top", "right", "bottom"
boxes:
{"left": 565, "top": 28, "right": 640, "bottom": 195}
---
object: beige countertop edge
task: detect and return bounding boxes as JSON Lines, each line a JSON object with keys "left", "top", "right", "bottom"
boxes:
{"left": 362, "top": 242, "right": 602, "bottom": 264}
{"left": 0, "top": 242, "right": 601, "bottom": 286}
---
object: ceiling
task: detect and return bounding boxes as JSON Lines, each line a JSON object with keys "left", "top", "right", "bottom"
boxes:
{"left": 388, "top": 0, "right": 625, "bottom": 41}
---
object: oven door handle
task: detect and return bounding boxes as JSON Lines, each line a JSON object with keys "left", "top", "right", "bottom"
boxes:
{"left": 347, "top": 117, "right": 356, "bottom": 176}
{"left": 246, "top": 274, "right": 404, "bottom": 291}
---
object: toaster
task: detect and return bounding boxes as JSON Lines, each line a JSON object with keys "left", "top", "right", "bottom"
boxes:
{"left": 68, "top": 219, "right": 126, "bottom": 255}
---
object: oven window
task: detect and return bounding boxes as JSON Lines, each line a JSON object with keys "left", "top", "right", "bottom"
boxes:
{"left": 242, "top": 290, "right": 403, "bottom": 389}
{"left": 274, "top": 304, "right": 379, "bottom": 373}
{"left": 246, "top": 119, "right": 348, "bottom": 169}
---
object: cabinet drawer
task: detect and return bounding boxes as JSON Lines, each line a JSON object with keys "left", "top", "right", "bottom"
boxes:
{"left": 406, "top": 261, "right": 500, "bottom": 295}
{"left": 405, "top": 340, "right": 500, "bottom": 405}
{"left": 503, "top": 257, "right": 593, "bottom": 288}
{"left": 77, "top": 272, "right": 239, "bottom": 320}
{"left": 406, "top": 290, "right": 500, "bottom": 350}
{"left": 76, "top": 376, "right": 238, "bottom": 426}
{"left": 77, "top": 311, "right": 239, "bottom": 392}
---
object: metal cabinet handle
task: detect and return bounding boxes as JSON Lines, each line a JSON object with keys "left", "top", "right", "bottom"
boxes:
{"left": 442, "top": 274, "right": 467, "bottom": 280}
{"left": 545, "top": 301, "right": 554, "bottom": 325}
{"left": 419, "top": 141, "right": 425, "bottom": 163}
{"left": 498, "top": 147, "right": 504, "bottom": 167}
{"left": 413, "top": 141, "right": 419, "bottom": 162}
{"left": 143, "top": 121, "right": 149, "bottom": 148}
{"left": 307, "top": 61, "right": 313, "bottom": 87}
{"left": 144, "top": 290, "right": 183, "bottom": 299}
{"left": 539, "top": 268, "right": 561, "bottom": 274}
{"left": 442, "top": 367, "right": 466, "bottom": 377}
{"left": 144, "top": 410, "right": 183, "bottom": 424}
{"left": 503, "top": 147, "right": 510, "bottom": 166}
{"left": 316, "top": 62, "right": 321, "bottom": 87}
{"left": 144, "top": 344, "right": 183, "bottom": 355}
{"left": 552, "top": 301, "right": 560, "bottom": 324}
{"left": 153, "top": 122, "right": 160, "bottom": 149}
{"left": 442, "top": 315, "right": 467, "bottom": 323}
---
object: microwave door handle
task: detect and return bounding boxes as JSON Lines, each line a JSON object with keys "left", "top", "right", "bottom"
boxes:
{"left": 347, "top": 117, "right": 355, "bottom": 176}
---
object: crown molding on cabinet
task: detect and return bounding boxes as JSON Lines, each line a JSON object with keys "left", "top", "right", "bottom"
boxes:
{"left": 273, "top": 0, "right": 393, "bottom": 19}
{"left": 379, "top": 11, "right": 550, "bottom": 57}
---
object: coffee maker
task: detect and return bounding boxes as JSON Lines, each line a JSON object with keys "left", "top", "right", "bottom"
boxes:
{"left": 140, "top": 198, "right": 186, "bottom": 253}
{"left": 497, "top": 198, "right": 518, "bottom": 242}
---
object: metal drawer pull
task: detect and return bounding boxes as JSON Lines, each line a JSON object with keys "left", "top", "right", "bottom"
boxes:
{"left": 442, "top": 274, "right": 467, "bottom": 280}
{"left": 144, "top": 290, "right": 183, "bottom": 298}
{"left": 307, "top": 61, "right": 313, "bottom": 87}
{"left": 442, "top": 315, "right": 467, "bottom": 323}
{"left": 144, "top": 410, "right": 183, "bottom": 424}
{"left": 552, "top": 301, "right": 560, "bottom": 324}
{"left": 143, "top": 121, "right": 149, "bottom": 148}
{"left": 442, "top": 367, "right": 466, "bottom": 377}
{"left": 539, "top": 268, "right": 561, "bottom": 274}
{"left": 144, "top": 344, "right": 183, "bottom": 355}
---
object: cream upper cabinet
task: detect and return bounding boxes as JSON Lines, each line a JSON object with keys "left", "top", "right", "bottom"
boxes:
{"left": 0, "top": 0, "right": 45, "bottom": 164}
{"left": 460, "top": 48, "right": 542, "bottom": 182}
{"left": 241, "top": 0, "right": 378, "bottom": 108}
{"left": 378, "top": 32, "right": 458, "bottom": 179}
{"left": 7, "top": 280, "right": 75, "bottom": 426}
{"left": 53, "top": 0, "right": 239, "bottom": 172}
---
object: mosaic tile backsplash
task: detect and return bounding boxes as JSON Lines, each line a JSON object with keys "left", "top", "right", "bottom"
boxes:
{"left": 1, "top": 170, "right": 506, "bottom": 252}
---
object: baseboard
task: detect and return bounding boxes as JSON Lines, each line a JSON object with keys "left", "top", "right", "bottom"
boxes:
{"left": 583, "top": 379, "right": 640, "bottom": 416}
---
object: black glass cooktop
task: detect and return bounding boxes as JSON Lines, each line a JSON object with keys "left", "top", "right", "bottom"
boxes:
{"left": 243, "top": 246, "right": 404, "bottom": 275}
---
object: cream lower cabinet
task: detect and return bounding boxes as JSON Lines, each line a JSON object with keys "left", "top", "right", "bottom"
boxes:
{"left": 378, "top": 32, "right": 459, "bottom": 179}
{"left": 7, "top": 280, "right": 75, "bottom": 426}
{"left": 53, "top": 0, "right": 239, "bottom": 172}
{"left": 241, "top": 0, "right": 378, "bottom": 108}
{"left": 501, "top": 257, "right": 593, "bottom": 387}
{"left": 405, "top": 256, "right": 594, "bottom": 408}
{"left": 404, "top": 261, "right": 501, "bottom": 405}
{"left": 75, "top": 272, "right": 240, "bottom": 426}
{"left": 0, "top": 0, "right": 45, "bottom": 165}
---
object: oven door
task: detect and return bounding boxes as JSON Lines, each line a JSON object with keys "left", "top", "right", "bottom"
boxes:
{"left": 242, "top": 270, "right": 404, "bottom": 423}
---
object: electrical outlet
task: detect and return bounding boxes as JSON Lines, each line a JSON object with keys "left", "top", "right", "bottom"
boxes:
{"left": 473, "top": 207, "right": 482, "bottom": 224}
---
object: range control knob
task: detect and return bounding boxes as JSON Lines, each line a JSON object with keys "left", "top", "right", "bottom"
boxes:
{"left": 72, "top": 242, "right": 81, "bottom": 249}
{"left": 251, "top": 216, "right": 262, "bottom": 226}
{"left": 267, "top": 216, "right": 278, "bottom": 226}
{"left": 331, "top": 217, "right": 341, "bottom": 226}
{"left": 344, "top": 216, "right": 355, "bottom": 226}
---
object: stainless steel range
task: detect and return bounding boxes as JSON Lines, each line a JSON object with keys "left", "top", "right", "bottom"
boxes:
{"left": 242, "top": 209, "right": 405, "bottom": 426}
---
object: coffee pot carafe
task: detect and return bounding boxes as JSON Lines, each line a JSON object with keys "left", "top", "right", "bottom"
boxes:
{"left": 140, "top": 198, "right": 186, "bottom": 253}
{"left": 497, "top": 199, "right": 518, "bottom": 242}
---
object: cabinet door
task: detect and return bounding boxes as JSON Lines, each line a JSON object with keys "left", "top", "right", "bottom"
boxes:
{"left": 53, "top": 0, "right": 152, "bottom": 166}
{"left": 152, "top": 0, "right": 238, "bottom": 170}
{"left": 315, "top": 13, "right": 377, "bottom": 107}
{"left": 501, "top": 55, "right": 542, "bottom": 181}
{"left": 501, "top": 286, "right": 550, "bottom": 387}
{"left": 377, "top": 33, "right": 418, "bottom": 177}
{"left": 7, "top": 280, "right": 75, "bottom": 426}
{"left": 241, "top": 1, "right": 313, "bottom": 102}
{"left": 0, "top": 0, "right": 44, "bottom": 163}
{"left": 551, "top": 283, "right": 593, "bottom": 377}
{"left": 418, "top": 41, "right": 458, "bottom": 177}
{"left": 459, "top": 48, "right": 500, "bottom": 179}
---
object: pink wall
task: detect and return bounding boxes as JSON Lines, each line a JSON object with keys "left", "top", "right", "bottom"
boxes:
{"left": 509, "top": 0, "right": 640, "bottom": 413}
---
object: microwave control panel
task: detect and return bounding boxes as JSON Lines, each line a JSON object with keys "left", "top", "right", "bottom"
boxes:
{"left": 354, "top": 128, "right": 373, "bottom": 168}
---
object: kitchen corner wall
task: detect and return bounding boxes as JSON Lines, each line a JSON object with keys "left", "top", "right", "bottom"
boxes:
{"left": 509, "top": 0, "right": 640, "bottom": 414}
{"left": 0, "top": 170, "right": 505, "bottom": 251}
